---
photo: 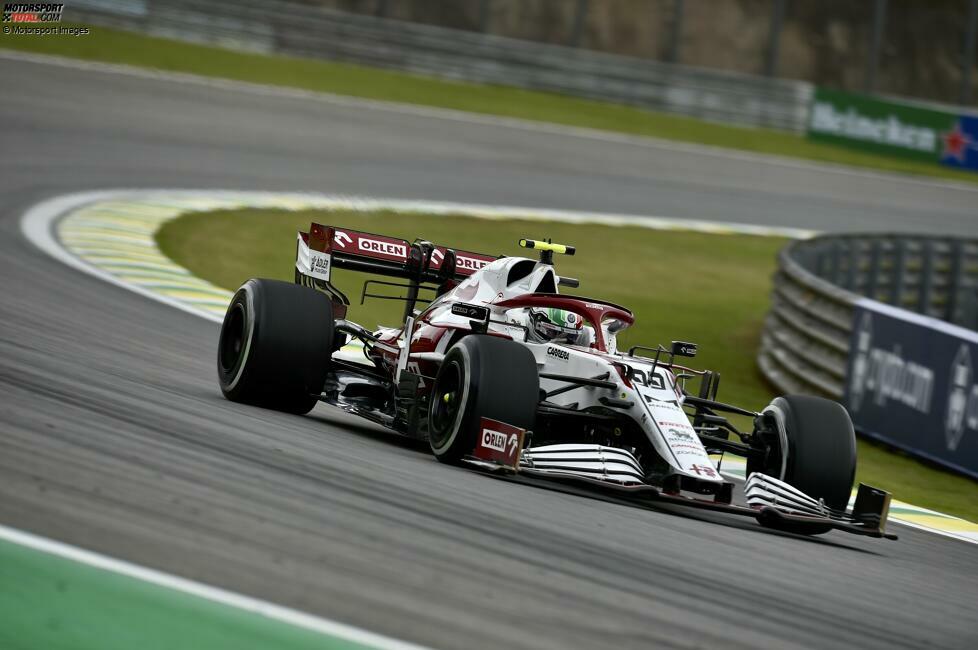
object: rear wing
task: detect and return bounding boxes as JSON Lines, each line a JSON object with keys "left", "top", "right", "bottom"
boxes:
{"left": 297, "top": 224, "right": 496, "bottom": 283}
{"left": 295, "top": 223, "right": 498, "bottom": 319}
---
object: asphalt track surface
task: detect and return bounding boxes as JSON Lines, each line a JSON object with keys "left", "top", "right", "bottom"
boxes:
{"left": 1, "top": 55, "right": 976, "bottom": 649}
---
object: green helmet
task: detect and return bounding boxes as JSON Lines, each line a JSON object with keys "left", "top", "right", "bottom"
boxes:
{"left": 528, "top": 307, "right": 584, "bottom": 343}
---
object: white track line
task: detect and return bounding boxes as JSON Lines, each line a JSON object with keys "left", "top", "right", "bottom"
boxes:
{"left": 3, "top": 48, "right": 977, "bottom": 195}
{"left": 21, "top": 190, "right": 223, "bottom": 322}
{"left": 0, "top": 524, "right": 429, "bottom": 650}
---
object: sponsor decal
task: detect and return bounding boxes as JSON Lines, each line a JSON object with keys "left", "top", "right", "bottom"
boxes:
{"left": 667, "top": 429, "right": 695, "bottom": 443}
{"left": 456, "top": 255, "right": 489, "bottom": 272}
{"left": 653, "top": 401, "right": 684, "bottom": 412}
{"left": 945, "top": 344, "right": 977, "bottom": 452}
{"left": 307, "top": 249, "right": 331, "bottom": 281}
{"left": 430, "top": 249, "right": 493, "bottom": 275}
{"left": 333, "top": 231, "right": 353, "bottom": 248}
{"left": 810, "top": 100, "right": 937, "bottom": 153}
{"left": 546, "top": 346, "right": 569, "bottom": 361}
{"left": 358, "top": 237, "right": 406, "bottom": 258}
{"left": 849, "top": 312, "right": 934, "bottom": 415}
{"left": 848, "top": 312, "right": 873, "bottom": 412}
{"left": 940, "top": 116, "right": 978, "bottom": 170}
{"left": 844, "top": 301, "right": 978, "bottom": 477}
{"left": 807, "top": 87, "right": 978, "bottom": 173}
{"left": 473, "top": 417, "right": 525, "bottom": 469}
{"left": 658, "top": 420, "right": 693, "bottom": 430}
{"left": 689, "top": 464, "right": 717, "bottom": 478}
{"left": 672, "top": 444, "right": 703, "bottom": 455}
{"left": 451, "top": 302, "right": 489, "bottom": 321}
{"left": 481, "top": 429, "right": 509, "bottom": 453}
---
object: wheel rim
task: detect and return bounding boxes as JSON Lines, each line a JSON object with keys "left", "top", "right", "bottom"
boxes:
{"left": 219, "top": 303, "right": 246, "bottom": 374}
{"left": 429, "top": 360, "right": 463, "bottom": 448}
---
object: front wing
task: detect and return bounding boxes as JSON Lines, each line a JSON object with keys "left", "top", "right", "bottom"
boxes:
{"left": 463, "top": 441, "right": 896, "bottom": 540}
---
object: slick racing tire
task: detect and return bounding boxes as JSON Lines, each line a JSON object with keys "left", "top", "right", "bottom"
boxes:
{"left": 428, "top": 335, "right": 539, "bottom": 464}
{"left": 749, "top": 395, "right": 857, "bottom": 535}
{"left": 218, "top": 278, "right": 334, "bottom": 415}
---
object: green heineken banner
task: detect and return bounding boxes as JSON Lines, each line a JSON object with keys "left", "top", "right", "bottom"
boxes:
{"left": 808, "top": 87, "right": 978, "bottom": 172}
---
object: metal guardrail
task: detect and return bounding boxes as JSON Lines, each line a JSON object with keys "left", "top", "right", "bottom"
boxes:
{"left": 66, "top": 0, "right": 812, "bottom": 131}
{"left": 759, "top": 234, "right": 978, "bottom": 399}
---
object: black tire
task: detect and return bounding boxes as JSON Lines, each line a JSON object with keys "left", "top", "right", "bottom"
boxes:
{"left": 428, "top": 335, "right": 539, "bottom": 463}
{"left": 749, "top": 395, "right": 857, "bottom": 535}
{"left": 217, "top": 278, "right": 334, "bottom": 415}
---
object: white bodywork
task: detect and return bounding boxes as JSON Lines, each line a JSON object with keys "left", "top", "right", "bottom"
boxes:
{"left": 420, "top": 256, "right": 723, "bottom": 484}
{"left": 298, "top": 232, "right": 724, "bottom": 484}
{"left": 526, "top": 342, "right": 722, "bottom": 483}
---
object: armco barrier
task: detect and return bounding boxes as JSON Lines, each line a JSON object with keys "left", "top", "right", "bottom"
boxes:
{"left": 65, "top": 0, "right": 812, "bottom": 132}
{"left": 760, "top": 234, "right": 978, "bottom": 478}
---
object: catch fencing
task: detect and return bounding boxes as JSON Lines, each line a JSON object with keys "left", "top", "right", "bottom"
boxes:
{"left": 760, "top": 234, "right": 978, "bottom": 477}
{"left": 66, "top": 0, "right": 812, "bottom": 131}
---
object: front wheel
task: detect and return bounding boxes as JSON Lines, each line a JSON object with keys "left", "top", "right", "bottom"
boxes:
{"left": 749, "top": 395, "right": 857, "bottom": 535}
{"left": 217, "top": 278, "right": 334, "bottom": 415}
{"left": 428, "top": 335, "right": 539, "bottom": 464}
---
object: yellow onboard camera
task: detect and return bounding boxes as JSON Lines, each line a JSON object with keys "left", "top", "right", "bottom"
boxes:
{"left": 519, "top": 238, "right": 575, "bottom": 265}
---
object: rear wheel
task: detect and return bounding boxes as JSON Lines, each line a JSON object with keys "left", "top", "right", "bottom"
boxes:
{"left": 428, "top": 335, "right": 539, "bottom": 463}
{"left": 749, "top": 395, "right": 856, "bottom": 535}
{"left": 218, "top": 278, "right": 334, "bottom": 415}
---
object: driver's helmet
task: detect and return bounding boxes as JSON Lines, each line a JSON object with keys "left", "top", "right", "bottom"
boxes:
{"left": 527, "top": 307, "right": 586, "bottom": 344}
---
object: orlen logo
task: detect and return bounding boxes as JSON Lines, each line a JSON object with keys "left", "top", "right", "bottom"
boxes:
{"left": 481, "top": 429, "right": 510, "bottom": 453}
{"left": 359, "top": 237, "right": 406, "bottom": 257}
{"left": 457, "top": 255, "right": 489, "bottom": 272}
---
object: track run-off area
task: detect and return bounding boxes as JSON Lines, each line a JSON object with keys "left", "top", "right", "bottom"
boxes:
{"left": 1, "top": 52, "right": 976, "bottom": 650}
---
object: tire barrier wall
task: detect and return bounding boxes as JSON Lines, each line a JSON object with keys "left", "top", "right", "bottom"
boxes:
{"left": 760, "top": 234, "right": 978, "bottom": 478}
{"left": 66, "top": 0, "right": 812, "bottom": 132}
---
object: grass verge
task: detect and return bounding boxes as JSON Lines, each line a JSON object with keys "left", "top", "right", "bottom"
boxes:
{"left": 157, "top": 208, "right": 978, "bottom": 521}
{"left": 3, "top": 22, "right": 977, "bottom": 186}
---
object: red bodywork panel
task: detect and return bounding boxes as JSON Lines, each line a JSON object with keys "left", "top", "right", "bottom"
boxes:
{"left": 473, "top": 418, "right": 525, "bottom": 469}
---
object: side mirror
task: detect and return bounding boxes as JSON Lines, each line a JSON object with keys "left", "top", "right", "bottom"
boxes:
{"left": 671, "top": 341, "right": 697, "bottom": 358}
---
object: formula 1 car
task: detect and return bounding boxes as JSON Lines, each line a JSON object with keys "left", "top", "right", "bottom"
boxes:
{"left": 216, "top": 223, "right": 895, "bottom": 539}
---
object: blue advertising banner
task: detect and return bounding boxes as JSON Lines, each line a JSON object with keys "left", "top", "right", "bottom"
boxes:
{"left": 845, "top": 299, "right": 978, "bottom": 479}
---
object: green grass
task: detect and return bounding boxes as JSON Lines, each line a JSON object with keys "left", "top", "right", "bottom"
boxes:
{"left": 0, "top": 538, "right": 364, "bottom": 650}
{"left": 3, "top": 22, "right": 977, "bottom": 186}
{"left": 157, "top": 208, "right": 978, "bottom": 521}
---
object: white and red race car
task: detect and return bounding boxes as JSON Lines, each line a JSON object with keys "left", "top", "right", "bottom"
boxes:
{"left": 217, "top": 224, "right": 895, "bottom": 539}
